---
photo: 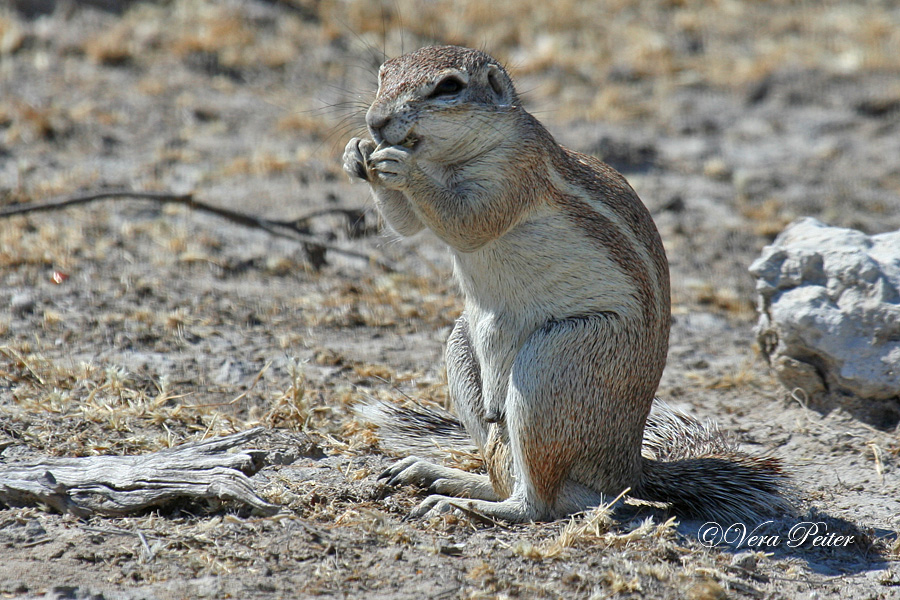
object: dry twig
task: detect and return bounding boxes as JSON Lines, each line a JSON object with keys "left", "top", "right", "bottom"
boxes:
{"left": 0, "top": 189, "right": 395, "bottom": 271}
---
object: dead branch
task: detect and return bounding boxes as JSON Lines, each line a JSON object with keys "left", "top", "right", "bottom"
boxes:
{"left": 0, "top": 189, "right": 394, "bottom": 272}
{"left": 0, "top": 428, "right": 280, "bottom": 517}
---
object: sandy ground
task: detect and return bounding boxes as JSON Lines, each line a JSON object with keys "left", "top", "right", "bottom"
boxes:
{"left": 1, "top": 1, "right": 899, "bottom": 598}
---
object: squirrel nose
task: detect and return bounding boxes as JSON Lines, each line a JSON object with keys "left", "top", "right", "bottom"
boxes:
{"left": 366, "top": 110, "right": 390, "bottom": 142}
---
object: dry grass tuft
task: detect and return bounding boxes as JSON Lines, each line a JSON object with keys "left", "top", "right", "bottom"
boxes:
{"left": 685, "top": 360, "right": 766, "bottom": 392}
{"left": 304, "top": 273, "right": 461, "bottom": 330}
{"left": 83, "top": 23, "right": 135, "bottom": 66}
{"left": 689, "top": 281, "right": 754, "bottom": 316}
{"left": 0, "top": 218, "right": 74, "bottom": 269}
{"left": 511, "top": 491, "right": 679, "bottom": 561}
{"left": 687, "top": 579, "right": 729, "bottom": 600}
{"left": 221, "top": 152, "right": 292, "bottom": 177}
{"left": 891, "top": 535, "right": 900, "bottom": 560}
{"left": 739, "top": 198, "right": 798, "bottom": 239}
{"left": 2, "top": 345, "right": 244, "bottom": 455}
{"left": 263, "top": 358, "right": 313, "bottom": 430}
{"left": 0, "top": 14, "right": 25, "bottom": 55}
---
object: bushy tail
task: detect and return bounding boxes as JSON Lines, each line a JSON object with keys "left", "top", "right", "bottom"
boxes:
{"left": 354, "top": 399, "right": 476, "bottom": 461}
{"left": 635, "top": 401, "right": 794, "bottom": 523}
{"left": 358, "top": 398, "right": 793, "bottom": 522}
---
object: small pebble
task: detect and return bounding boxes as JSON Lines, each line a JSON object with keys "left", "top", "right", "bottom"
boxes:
{"left": 731, "top": 551, "right": 758, "bottom": 572}
{"left": 10, "top": 292, "right": 35, "bottom": 316}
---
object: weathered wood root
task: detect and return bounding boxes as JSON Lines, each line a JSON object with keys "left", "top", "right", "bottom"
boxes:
{"left": 0, "top": 428, "right": 279, "bottom": 517}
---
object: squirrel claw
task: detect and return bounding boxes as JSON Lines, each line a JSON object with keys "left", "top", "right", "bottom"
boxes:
{"left": 378, "top": 455, "right": 425, "bottom": 486}
{"left": 410, "top": 495, "right": 463, "bottom": 519}
{"left": 376, "top": 464, "right": 396, "bottom": 481}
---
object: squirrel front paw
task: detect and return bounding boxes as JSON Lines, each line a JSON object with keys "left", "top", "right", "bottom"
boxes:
{"left": 342, "top": 137, "right": 376, "bottom": 182}
{"left": 343, "top": 138, "right": 415, "bottom": 190}
{"left": 367, "top": 144, "right": 415, "bottom": 190}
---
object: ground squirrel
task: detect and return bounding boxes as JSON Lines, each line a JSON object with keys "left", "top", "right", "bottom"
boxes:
{"left": 343, "top": 45, "right": 791, "bottom": 523}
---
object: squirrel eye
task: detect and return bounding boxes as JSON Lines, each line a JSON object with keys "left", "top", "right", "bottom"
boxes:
{"left": 429, "top": 76, "right": 465, "bottom": 98}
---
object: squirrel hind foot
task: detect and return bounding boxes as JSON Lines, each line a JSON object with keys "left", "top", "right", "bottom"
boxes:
{"left": 411, "top": 494, "right": 539, "bottom": 523}
{"left": 380, "top": 455, "right": 499, "bottom": 501}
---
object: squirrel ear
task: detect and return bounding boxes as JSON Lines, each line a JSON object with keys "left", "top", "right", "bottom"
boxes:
{"left": 486, "top": 65, "right": 509, "bottom": 104}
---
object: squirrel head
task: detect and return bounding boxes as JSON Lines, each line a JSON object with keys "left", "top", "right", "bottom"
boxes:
{"left": 367, "top": 46, "right": 519, "bottom": 163}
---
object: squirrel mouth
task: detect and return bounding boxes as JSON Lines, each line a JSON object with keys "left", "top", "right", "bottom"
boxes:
{"left": 375, "top": 136, "right": 420, "bottom": 151}
{"left": 399, "top": 135, "right": 420, "bottom": 150}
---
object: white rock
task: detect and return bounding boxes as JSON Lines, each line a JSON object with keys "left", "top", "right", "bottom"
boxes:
{"left": 749, "top": 218, "right": 900, "bottom": 412}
